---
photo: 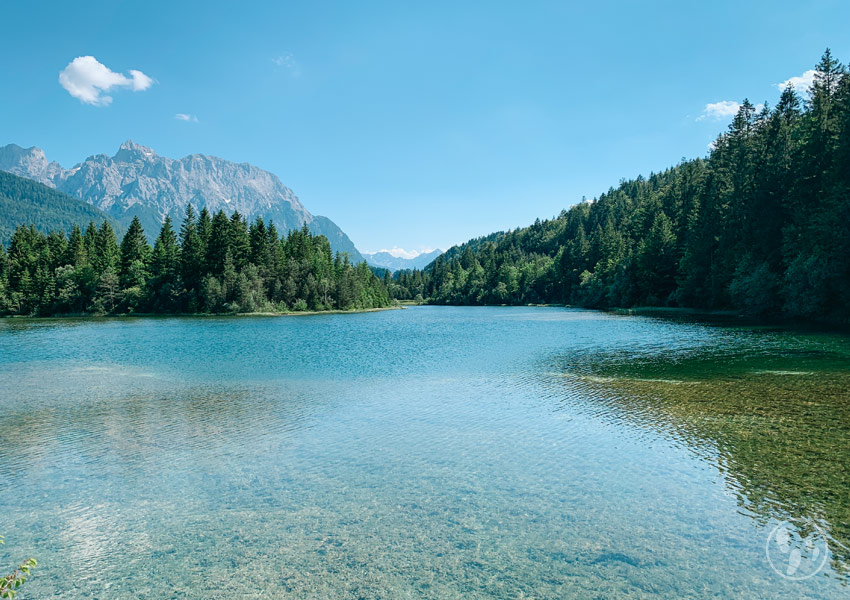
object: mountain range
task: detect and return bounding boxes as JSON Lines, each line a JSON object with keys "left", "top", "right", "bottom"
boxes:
{"left": 0, "top": 141, "right": 364, "bottom": 262}
{"left": 362, "top": 249, "right": 443, "bottom": 272}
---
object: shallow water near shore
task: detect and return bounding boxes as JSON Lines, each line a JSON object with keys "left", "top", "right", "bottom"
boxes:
{"left": 0, "top": 306, "right": 848, "bottom": 598}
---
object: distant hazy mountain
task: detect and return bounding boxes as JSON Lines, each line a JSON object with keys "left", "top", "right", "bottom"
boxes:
{"left": 0, "top": 141, "right": 364, "bottom": 262}
{"left": 0, "top": 171, "right": 115, "bottom": 245}
{"left": 363, "top": 248, "right": 443, "bottom": 272}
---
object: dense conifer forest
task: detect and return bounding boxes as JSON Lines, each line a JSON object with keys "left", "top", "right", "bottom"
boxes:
{"left": 389, "top": 51, "right": 850, "bottom": 322}
{"left": 0, "top": 206, "right": 390, "bottom": 316}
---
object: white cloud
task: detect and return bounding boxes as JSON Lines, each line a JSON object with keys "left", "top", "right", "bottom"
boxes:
{"left": 58, "top": 56, "right": 154, "bottom": 106}
{"left": 775, "top": 69, "right": 816, "bottom": 94}
{"left": 697, "top": 100, "right": 765, "bottom": 122}
{"left": 697, "top": 100, "right": 741, "bottom": 121}
{"left": 272, "top": 53, "right": 300, "bottom": 76}
{"left": 174, "top": 113, "right": 199, "bottom": 123}
{"left": 127, "top": 69, "right": 154, "bottom": 91}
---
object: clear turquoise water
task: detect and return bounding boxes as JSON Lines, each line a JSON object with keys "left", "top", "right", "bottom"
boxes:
{"left": 0, "top": 306, "right": 848, "bottom": 598}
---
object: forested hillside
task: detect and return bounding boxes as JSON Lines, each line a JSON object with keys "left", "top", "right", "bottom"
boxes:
{"left": 0, "top": 171, "right": 115, "bottom": 245}
{"left": 390, "top": 50, "right": 850, "bottom": 322}
{"left": 0, "top": 206, "right": 389, "bottom": 316}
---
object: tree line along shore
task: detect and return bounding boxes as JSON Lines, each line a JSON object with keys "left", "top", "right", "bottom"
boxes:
{"left": 0, "top": 208, "right": 390, "bottom": 316}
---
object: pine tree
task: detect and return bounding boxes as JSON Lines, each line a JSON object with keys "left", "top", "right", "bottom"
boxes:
{"left": 207, "top": 210, "right": 231, "bottom": 276}
{"left": 149, "top": 217, "right": 180, "bottom": 311}
{"left": 92, "top": 221, "right": 120, "bottom": 275}
{"left": 197, "top": 207, "right": 212, "bottom": 250}
{"left": 65, "top": 224, "right": 87, "bottom": 267}
{"left": 229, "top": 211, "right": 250, "bottom": 271}
{"left": 119, "top": 217, "right": 150, "bottom": 289}
{"left": 83, "top": 222, "right": 98, "bottom": 263}
{"left": 179, "top": 204, "right": 203, "bottom": 303}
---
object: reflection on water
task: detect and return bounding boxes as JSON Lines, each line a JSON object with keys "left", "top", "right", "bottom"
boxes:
{"left": 0, "top": 307, "right": 848, "bottom": 598}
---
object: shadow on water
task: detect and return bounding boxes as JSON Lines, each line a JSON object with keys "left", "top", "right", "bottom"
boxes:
{"left": 543, "top": 320, "right": 850, "bottom": 581}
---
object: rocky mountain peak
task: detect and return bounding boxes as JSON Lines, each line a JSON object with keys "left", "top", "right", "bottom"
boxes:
{"left": 0, "top": 143, "right": 63, "bottom": 186}
{"left": 113, "top": 140, "right": 158, "bottom": 162}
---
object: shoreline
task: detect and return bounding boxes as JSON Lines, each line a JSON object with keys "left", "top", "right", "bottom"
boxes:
{"left": 3, "top": 303, "right": 846, "bottom": 332}
{"left": 0, "top": 305, "right": 405, "bottom": 320}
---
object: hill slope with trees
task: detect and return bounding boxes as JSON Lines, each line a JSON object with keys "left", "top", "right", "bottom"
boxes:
{"left": 0, "top": 171, "right": 115, "bottom": 245}
{"left": 389, "top": 50, "right": 850, "bottom": 323}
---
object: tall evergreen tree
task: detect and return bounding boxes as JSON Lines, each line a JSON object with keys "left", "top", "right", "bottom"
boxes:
{"left": 207, "top": 210, "right": 231, "bottom": 276}
{"left": 64, "top": 224, "right": 87, "bottom": 267}
{"left": 179, "top": 204, "right": 203, "bottom": 305}
{"left": 229, "top": 211, "right": 250, "bottom": 271}
{"left": 92, "top": 221, "right": 120, "bottom": 275}
{"left": 149, "top": 217, "right": 180, "bottom": 311}
{"left": 119, "top": 217, "right": 150, "bottom": 289}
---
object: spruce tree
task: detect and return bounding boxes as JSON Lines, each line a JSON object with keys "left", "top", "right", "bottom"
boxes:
{"left": 65, "top": 224, "right": 87, "bottom": 267}
{"left": 207, "top": 210, "right": 231, "bottom": 276}
{"left": 149, "top": 217, "right": 180, "bottom": 311}
{"left": 93, "top": 221, "right": 120, "bottom": 275}
{"left": 179, "top": 204, "right": 203, "bottom": 303}
{"left": 229, "top": 211, "right": 250, "bottom": 271}
{"left": 119, "top": 217, "right": 150, "bottom": 289}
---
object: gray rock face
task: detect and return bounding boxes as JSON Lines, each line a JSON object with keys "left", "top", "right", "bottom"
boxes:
{"left": 0, "top": 141, "right": 364, "bottom": 261}
{"left": 0, "top": 144, "right": 65, "bottom": 186}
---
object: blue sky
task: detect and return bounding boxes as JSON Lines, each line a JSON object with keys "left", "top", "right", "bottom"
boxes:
{"left": 1, "top": 1, "right": 848, "bottom": 254}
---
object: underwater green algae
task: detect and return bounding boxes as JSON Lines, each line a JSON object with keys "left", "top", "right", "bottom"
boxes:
{"left": 548, "top": 324, "right": 850, "bottom": 579}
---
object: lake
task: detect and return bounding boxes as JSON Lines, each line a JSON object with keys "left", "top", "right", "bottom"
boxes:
{"left": 0, "top": 306, "right": 848, "bottom": 598}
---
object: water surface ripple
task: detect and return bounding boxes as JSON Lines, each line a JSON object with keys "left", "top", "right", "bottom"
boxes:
{"left": 0, "top": 307, "right": 848, "bottom": 598}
